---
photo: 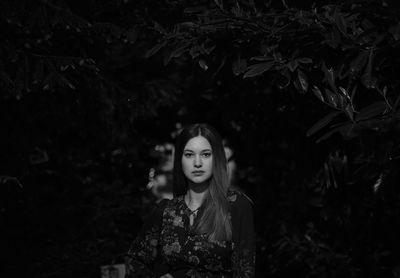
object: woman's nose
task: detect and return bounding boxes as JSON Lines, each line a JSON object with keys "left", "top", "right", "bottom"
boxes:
{"left": 194, "top": 155, "right": 202, "bottom": 167}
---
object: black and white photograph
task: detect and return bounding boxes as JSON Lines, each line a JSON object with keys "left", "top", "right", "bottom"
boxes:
{"left": 2, "top": 0, "right": 400, "bottom": 277}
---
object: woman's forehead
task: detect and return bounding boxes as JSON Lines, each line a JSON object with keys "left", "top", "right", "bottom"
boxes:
{"left": 184, "top": 136, "right": 212, "bottom": 151}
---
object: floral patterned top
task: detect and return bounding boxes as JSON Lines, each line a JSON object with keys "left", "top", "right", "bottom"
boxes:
{"left": 125, "top": 189, "right": 255, "bottom": 278}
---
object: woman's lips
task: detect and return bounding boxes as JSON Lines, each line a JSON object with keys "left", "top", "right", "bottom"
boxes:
{"left": 192, "top": 171, "right": 205, "bottom": 175}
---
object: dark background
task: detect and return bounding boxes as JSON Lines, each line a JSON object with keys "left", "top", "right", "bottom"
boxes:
{"left": 1, "top": 0, "right": 400, "bottom": 277}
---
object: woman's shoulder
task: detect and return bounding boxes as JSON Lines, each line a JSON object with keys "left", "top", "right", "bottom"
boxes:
{"left": 227, "top": 188, "right": 253, "bottom": 208}
{"left": 151, "top": 198, "right": 173, "bottom": 216}
{"left": 161, "top": 195, "right": 186, "bottom": 209}
{"left": 157, "top": 198, "right": 171, "bottom": 207}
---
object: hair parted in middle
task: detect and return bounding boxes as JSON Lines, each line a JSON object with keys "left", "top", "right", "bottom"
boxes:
{"left": 173, "top": 123, "right": 232, "bottom": 241}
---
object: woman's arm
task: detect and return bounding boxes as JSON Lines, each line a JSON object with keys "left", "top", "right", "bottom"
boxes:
{"left": 231, "top": 192, "right": 256, "bottom": 278}
{"left": 125, "top": 199, "right": 169, "bottom": 278}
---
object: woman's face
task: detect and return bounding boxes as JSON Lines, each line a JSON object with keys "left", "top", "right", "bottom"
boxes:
{"left": 181, "top": 135, "right": 213, "bottom": 184}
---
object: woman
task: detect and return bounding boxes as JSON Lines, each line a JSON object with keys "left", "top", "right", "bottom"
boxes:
{"left": 125, "top": 123, "right": 255, "bottom": 278}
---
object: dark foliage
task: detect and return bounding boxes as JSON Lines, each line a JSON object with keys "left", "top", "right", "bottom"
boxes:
{"left": 1, "top": 0, "right": 400, "bottom": 277}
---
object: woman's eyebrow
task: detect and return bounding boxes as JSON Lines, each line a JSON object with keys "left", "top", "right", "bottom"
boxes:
{"left": 183, "top": 148, "right": 212, "bottom": 152}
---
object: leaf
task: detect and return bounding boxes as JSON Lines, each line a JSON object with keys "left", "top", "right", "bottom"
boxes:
{"left": 203, "top": 45, "right": 216, "bottom": 55}
{"left": 145, "top": 40, "right": 167, "bottom": 58}
{"left": 293, "top": 78, "right": 301, "bottom": 92}
{"left": 189, "top": 43, "right": 214, "bottom": 57}
{"left": 273, "top": 52, "right": 283, "bottom": 62}
{"left": 308, "top": 197, "right": 323, "bottom": 207}
{"left": 389, "top": 22, "right": 400, "bottom": 40}
{"left": 297, "top": 69, "right": 308, "bottom": 92}
{"left": 373, "top": 173, "right": 384, "bottom": 193}
{"left": 243, "top": 62, "right": 274, "bottom": 78}
{"left": 344, "top": 104, "right": 354, "bottom": 121}
{"left": 213, "top": 55, "right": 226, "bottom": 77}
{"left": 352, "top": 163, "right": 380, "bottom": 182}
{"left": 29, "top": 149, "right": 49, "bottom": 165}
{"left": 184, "top": 7, "right": 207, "bottom": 14}
{"left": 163, "top": 43, "right": 190, "bottom": 66}
{"left": 250, "top": 56, "right": 273, "bottom": 62}
{"left": 189, "top": 45, "right": 202, "bottom": 58}
{"left": 296, "top": 57, "right": 313, "bottom": 64}
{"left": 349, "top": 51, "right": 368, "bottom": 74}
{"left": 180, "top": 22, "right": 196, "bottom": 28}
{"left": 14, "top": 66, "right": 24, "bottom": 98}
{"left": 125, "top": 28, "right": 138, "bottom": 44}
{"left": 312, "top": 86, "right": 324, "bottom": 102}
{"left": 59, "top": 75, "right": 76, "bottom": 90}
{"left": 232, "top": 58, "right": 247, "bottom": 76}
{"left": 337, "top": 94, "right": 347, "bottom": 109}
{"left": 276, "top": 71, "right": 291, "bottom": 90}
{"left": 287, "top": 60, "right": 298, "bottom": 72}
{"left": 316, "top": 125, "right": 342, "bottom": 143}
{"left": 214, "top": 0, "right": 224, "bottom": 10}
{"left": 382, "top": 86, "right": 387, "bottom": 97}
{"left": 334, "top": 8, "right": 347, "bottom": 35}
{"left": 170, "top": 43, "right": 190, "bottom": 58}
{"left": 339, "top": 123, "right": 358, "bottom": 139}
{"left": 0, "top": 176, "right": 23, "bottom": 188}
{"left": 198, "top": 59, "right": 208, "bottom": 71}
{"left": 307, "top": 111, "right": 342, "bottom": 137}
{"left": 324, "top": 29, "right": 341, "bottom": 48}
{"left": 322, "top": 62, "right": 337, "bottom": 93}
{"left": 361, "top": 49, "right": 376, "bottom": 88}
{"left": 338, "top": 86, "right": 351, "bottom": 100}
{"left": 324, "top": 89, "right": 338, "bottom": 108}
{"left": 0, "top": 71, "right": 13, "bottom": 90}
{"left": 43, "top": 72, "right": 56, "bottom": 91}
{"left": 163, "top": 54, "right": 172, "bottom": 66}
{"left": 356, "top": 101, "right": 387, "bottom": 121}
{"left": 394, "top": 92, "right": 400, "bottom": 109}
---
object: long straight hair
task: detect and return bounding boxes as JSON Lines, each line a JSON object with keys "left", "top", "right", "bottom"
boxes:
{"left": 173, "top": 123, "right": 232, "bottom": 241}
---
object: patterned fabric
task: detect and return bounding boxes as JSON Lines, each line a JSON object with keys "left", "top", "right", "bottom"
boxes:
{"left": 125, "top": 189, "right": 255, "bottom": 278}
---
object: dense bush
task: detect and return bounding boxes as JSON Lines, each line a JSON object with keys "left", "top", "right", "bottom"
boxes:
{"left": 1, "top": 0, "right": 400, "bottom": 277}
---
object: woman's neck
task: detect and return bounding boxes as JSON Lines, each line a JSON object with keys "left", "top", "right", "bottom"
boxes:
{"left": 185, "top": 181, "right": 209, "bottom": 210}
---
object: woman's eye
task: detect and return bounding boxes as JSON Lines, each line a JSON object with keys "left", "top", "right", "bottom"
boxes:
{"left": 202, "top": 152, "right": 212, "bottom": 157}
{"left": 184, "top": 153, "right": 193, "bottom": 157}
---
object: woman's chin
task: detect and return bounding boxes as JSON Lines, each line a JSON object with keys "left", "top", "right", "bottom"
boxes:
{"left": 188, "top": 176, "right": 211, "bottom": 186}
